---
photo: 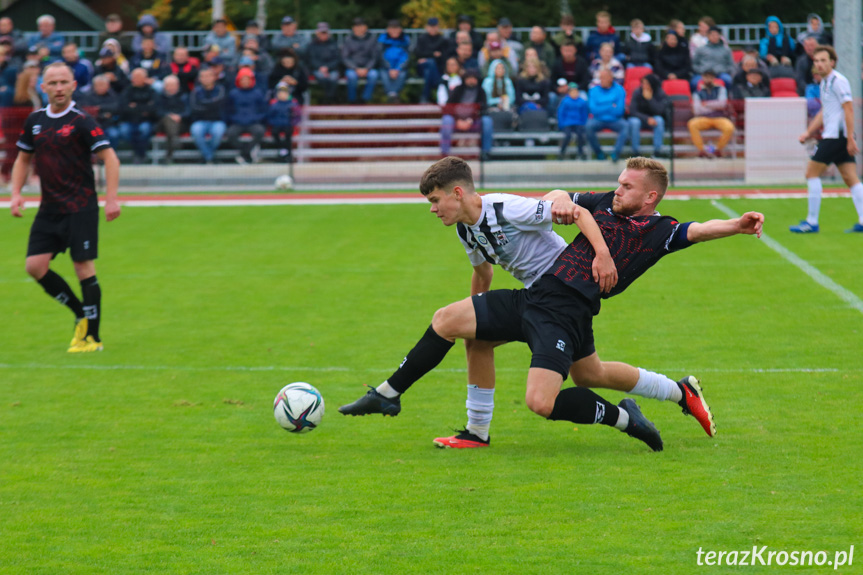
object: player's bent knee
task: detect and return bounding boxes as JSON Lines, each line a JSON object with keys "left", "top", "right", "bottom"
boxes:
{"left": 25, "top": 260, "right": 48, "bottom": 280}
{"left": 525, "top": 389, "right": 555, "bottom": 418}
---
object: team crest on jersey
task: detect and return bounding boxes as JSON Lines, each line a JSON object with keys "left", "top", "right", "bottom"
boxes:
{"left": 495, "top": 231, "right": 509, "bottom": 245}
{"left": 57, "top": 124, "right": 75, "bottom": 137}
{"left": 32, "top": 125, "right": 41, "bottom": 135}
{"left": 477, "top": 235, "right": 489, "bottom": 246}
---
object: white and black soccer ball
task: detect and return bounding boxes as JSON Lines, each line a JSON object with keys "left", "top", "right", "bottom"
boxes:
{"left": 274, "top": 382, "right": 324, "bottom": 433}
{"left": 274, "top": 174, "right": 294, "bottom": 191}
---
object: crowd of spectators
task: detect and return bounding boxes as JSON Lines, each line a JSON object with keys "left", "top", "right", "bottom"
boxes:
{"left": 0, "top": 10, "right": 835, "bottom": 165}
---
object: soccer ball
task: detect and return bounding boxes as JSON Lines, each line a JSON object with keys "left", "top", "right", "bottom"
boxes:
{"left": 273, "top": 382, "right": 324, "bottom": 433}
{"left": 274, "top": 174, "right": 294, "bottom": 191}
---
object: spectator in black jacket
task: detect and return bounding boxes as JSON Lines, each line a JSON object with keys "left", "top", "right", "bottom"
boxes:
{"left": 624, "top": 19, "right": 656, "bottom": 68}
{"left": 79, "top": 74, "right": 121, "bottom": 148}
{"left": 731, "top": 68, "right": 770, "bottom": 99}
{"left": 515, "top": 58, "right": 551, "bottom": 112}
{"left": 155, "top": 75, "right": 188, "bottom": 164}
{"left": 306, "top": 22, "right": 340, "bottom": 103}
{"left": 119, "top": 68, "right": 158, "bottom": 163}
{"left": 440, "top": 68, "right": 493, "bottom": 159}
{"left": 189, "top": 66, "right": 227, "bottom": 163}
{"left": 550, "top": 40, "right": 590, "bottom": 113}
{"left": 626, "top": 73, "right": 669, "bottom": 157}
{"left": 269, "top": 48, "right": 309, "bottom": 103}
{"left": 415, "top": 17, "right": 451, "bottom": 104}
{"left": 449, "top": 15, "right": 483, "bottom": 56}
{"left": 655, "top": 30, "right": 691, "bottom": 81}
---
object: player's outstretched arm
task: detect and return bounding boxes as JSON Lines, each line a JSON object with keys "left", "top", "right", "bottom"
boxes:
{"left": 9, "top": 151, "right": 32, "bottom": 217}
{"left": 686, "top": 212, "right": 764, "bottom": 243}
{"left": 96, "top": 148, "right": 121, "bottom": 222}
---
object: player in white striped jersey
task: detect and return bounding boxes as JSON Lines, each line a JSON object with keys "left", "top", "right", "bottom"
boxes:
{"left": 791, "top": 45, "right": 863, "bottom": 234}
{"left": 339, "top": 156, "right": 715, "bottom": 447}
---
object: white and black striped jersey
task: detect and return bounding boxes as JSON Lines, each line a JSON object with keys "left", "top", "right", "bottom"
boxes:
{"left": 456, "top": 193, "right": 567, "bottom": 287}
{"left": 819, "top": 70, "right": 853, "bottom": 139}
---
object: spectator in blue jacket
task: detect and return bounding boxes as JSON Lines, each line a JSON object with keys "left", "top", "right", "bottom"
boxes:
{"left": 378, "top": 19, "right": 410, "bottom": 102}
{"left": 189, "top": 66, "right": 227, "bottom": 163}
{"left": 27, "top": 15, "right": 64, "bottom": 58}
{"left": 226, "top": 67, "right": 267, "bottom": 164}
{"left": 557, "top": 82, "right": 588, "bottom": 159}
{"left": 203, "top": 18, "right": 237, "bottom": 62}
{"left": 585, "top": 68, "right": 628, "bottom": 161}
{"left": 0, "top": 44, "right": 17, "bottom": 107}
{"left": 60, "top": 43, "right": 92, "bottom": 92}
{"left": 584, "top": 11, "right": 620, "bottom": 62}
{"left": 267, "top": 82, "right": 297, "bottom": 162}
{"left": 759, "top": 16, "right": 795, "bottom": 67}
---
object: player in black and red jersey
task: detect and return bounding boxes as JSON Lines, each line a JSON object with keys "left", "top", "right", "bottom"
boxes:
{"left": 341, "top": 157, "right": 764, "bottom": 451}
{"left": 9, "top": 62, "right": 121, "bottom": 352}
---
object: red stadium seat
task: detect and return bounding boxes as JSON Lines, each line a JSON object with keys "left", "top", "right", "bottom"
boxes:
{"left": 624, "top": 66, "right": 652, "bottom": 85}
{"left": 662, "top": 79, "right": 691, "bottom": 97}
{"left": 770, "top": 77, "right": 797, "bottom": 96}
{"left": 695, "top": 78, "right": 725, "bottom": 90}
{"left": 732, "top": 49, "right": 745, "bottom": 63}
{"left": 625, "top": 79, "right": 641, "bottom": 110}
{"left": 772, "top": 91, "right": 799, "bottom": 98}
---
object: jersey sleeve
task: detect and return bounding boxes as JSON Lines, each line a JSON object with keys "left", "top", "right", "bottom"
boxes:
{"left": 456, "top": 223, "right": 487, "bottom": 267}
{"left": 79, "top": 112, "right": 112, "bottom": 152}
{"left": 574, "top": 191, "right": 612, "bottom": 212}
{"left": 665, "top": 221, "right": 693, "bottom": 252}
{"left": 836, "top": 75, "right": 853, "bottom": 104}
{"left": 16, "top": 114, "right": 35, "bottom": 152}
{"left": 501, "top": 194, "right": 556, "bottom": 231}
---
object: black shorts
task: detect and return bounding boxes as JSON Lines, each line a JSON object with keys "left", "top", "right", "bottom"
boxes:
{"left": 472, "top": 275, "right": 596, "bottom": 378}
{"left": 811, "top": 136, "right": 855, "bottom": 166}
{"left": 27, "top": 210, "right": 99, "bottom": 261}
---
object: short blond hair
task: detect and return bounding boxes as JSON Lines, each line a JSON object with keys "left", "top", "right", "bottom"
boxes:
{"left": 626, "top": 157, "right": 669, "bottom": 200}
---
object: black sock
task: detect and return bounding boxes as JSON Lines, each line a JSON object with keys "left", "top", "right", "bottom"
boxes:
{"left": 37, "top": 269, "right": 84, "bottom": 318}
{"left": 80, "top": 276, "right": 101, "bottom": 341}
{"left": 548, "top": 386, "right": 620, "bottom": 426}
{"left": 387, "top": 325, "right": 455, "bottom": 393}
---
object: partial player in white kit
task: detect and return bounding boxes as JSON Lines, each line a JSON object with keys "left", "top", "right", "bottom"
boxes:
{"left": 339, "top": 156, "right": 715, "bottom": 448}
{"left": 790, "top": 45, "right": 863, "bottom": 234}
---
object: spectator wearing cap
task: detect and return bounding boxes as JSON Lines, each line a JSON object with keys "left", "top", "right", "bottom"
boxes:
{"left": 269, "top": 48, "right": 309, "bottom": 104}
{"left": 100, "top": 38, "right": 130, "bottom": 73}
{"left": 204, "top": 18, "right": 238, "bottom": 62}
{"left": 414, "top": 17, "right": 451, "bottom": 104}
{"left": 307, "top": 22, "right": 340, "bottom": 104}
{"left": 496, "top": 18, "right": 523, "bottom": 61}
{"left": 119, "top": 67, "right": 158, "bottom": 164}
{"left": 242, "top": 20, "right": 269, "bottom": 54}
{"left": 98, "top": 13, "right": 133, "bottom": 56}
{"left": 271, "top": 16, "right": 308, "bottom": 58}
{"left": 584, "top": 11, "right": 620, "bottom": 62}
{"left": 342, "top": 17, "right": 380, "bottom": 103}
{"left": 189, "top": 66, "right": 227, "bottom": 163}
{"left": 687, "top": 69, "right": 735, "bottom": 158}
{"left": 131, "top": 37, "right": 170, "bottom": 93}
{"left": 377, "top": 19, "right": 410, "bottom": 103}
{"left": 154, "top": 75, "right": 189, "bottom": 164}
{"left": 731, "top": 68, "right": 770, "bottom": 98}
{"left": 60, "top": 42, "right": 93, "bottom": 92}
{"left": 27, "top": 14, "right": 64, "bottom": 58}
{"left": 449, "top": 15, "right": 483, "bottom": 56}
{"left": 94, "top": 46, "right": 130, "bottom": 93}
{"left": 170, "top": 46, "right": 201, "bottom": 94}
{"left": 267, "top": 82, "right": 298, "bottom": 162}
{"left": 0, "top": 17, "right": 29, "bottom": 63}
{"left": 132, "top": 14, "right": 172, "bottom": 56}
{"left": 692, "top": 26, "right": 734, "bottom": 88}
{"left": 478, "top": 32, "right": 518, "bottom": 78}
{"left": 439, "top": 67, "right": 493, "bottom": 159}
{"left": 226, "top": 67, "right": 268, "bottom": 164}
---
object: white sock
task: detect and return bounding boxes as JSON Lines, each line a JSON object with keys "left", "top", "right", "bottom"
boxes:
{"left": 375, "top": 381, "right": 400, "bottom": 399}
{"left": 806, "top": 177, "right": 822, "bottom": 225}
{"left": 850, "top": 182, "right": 863, "bottom": 224}
{"left": 614, "top": 407, "right": 630, "bottom": 430}
{"left": 465, "top": 385, "right": 494, "bottom": 441}
{"left": 631, "top": 368, "right": 683, "bottom": 403}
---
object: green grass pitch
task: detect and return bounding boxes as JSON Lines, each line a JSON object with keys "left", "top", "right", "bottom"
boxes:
{"left": 1, "top": 196, "right": 861, "bottom": 574}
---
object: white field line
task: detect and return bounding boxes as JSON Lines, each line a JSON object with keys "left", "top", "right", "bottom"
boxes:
{"left": 0, "top": 363, "right": 851, "bottom": 374}
{"left": 712, "top": 200, "right": 863, "bottom": 315}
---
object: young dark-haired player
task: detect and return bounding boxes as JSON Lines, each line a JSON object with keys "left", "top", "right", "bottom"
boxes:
{"left": 341, "top": 157, "right": 763, "bottom": 451}
{"left": 9, "top": 62, "right": 121, "bottom": 352}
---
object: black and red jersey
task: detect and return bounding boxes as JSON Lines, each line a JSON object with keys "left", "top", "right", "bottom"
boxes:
{"left": 550, "top": 191, "right": 693, "bottom": 312}
{"left": 16, "top": 102, "right": 112, "bottom": 214}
